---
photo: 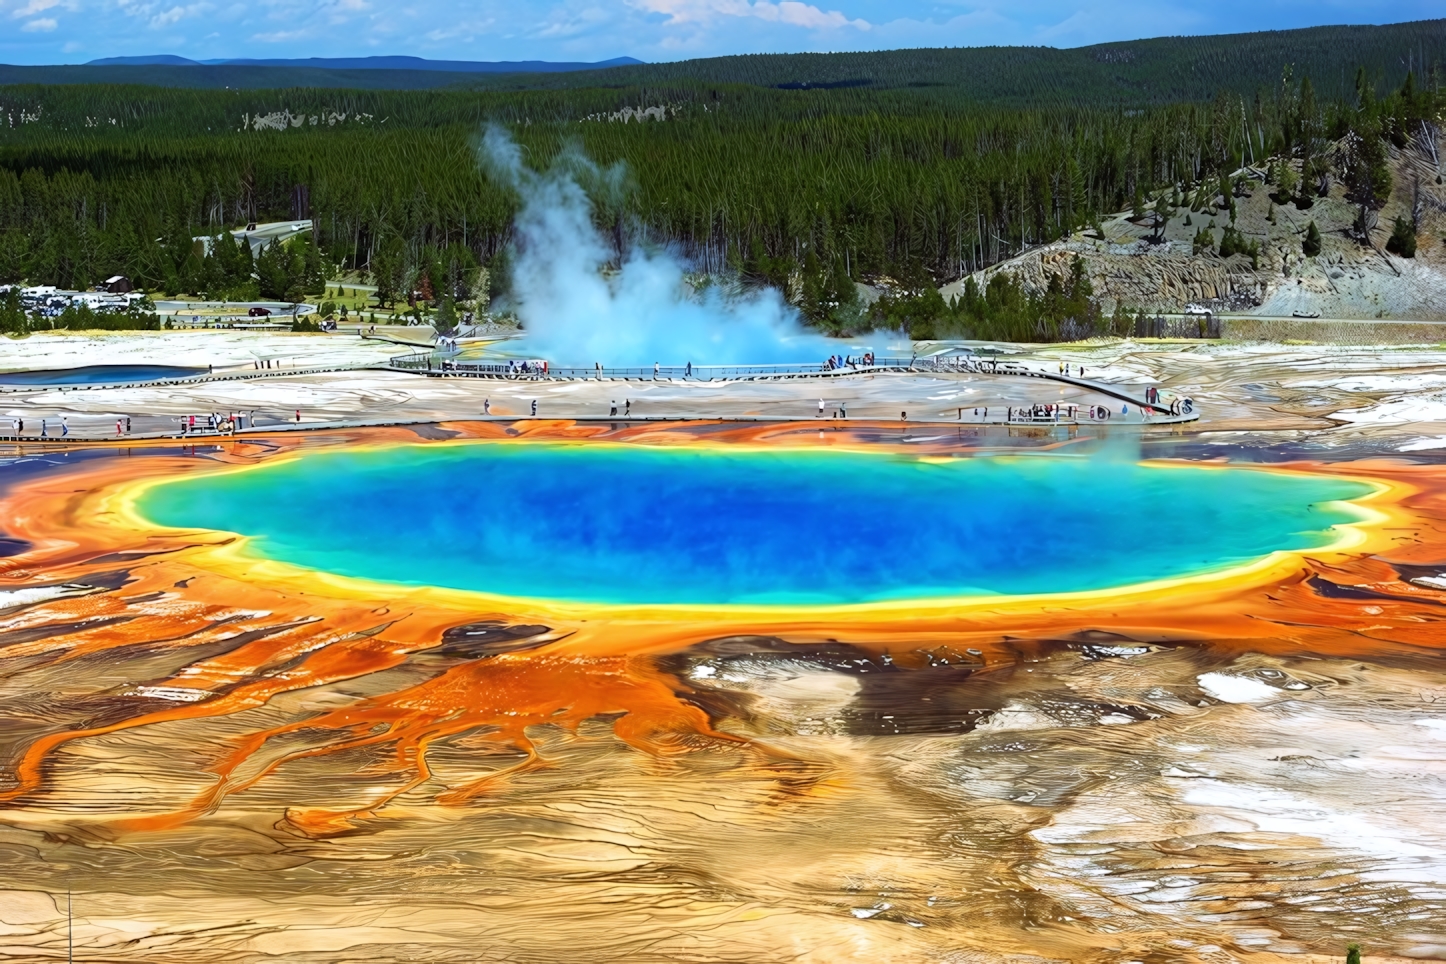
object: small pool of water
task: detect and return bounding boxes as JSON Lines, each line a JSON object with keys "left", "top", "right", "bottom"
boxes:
{"left": 0, "top": 365, "right": 205, "bottom": 386}
{"left": 137, "top": 443, "right": 1373, "bottom": 606}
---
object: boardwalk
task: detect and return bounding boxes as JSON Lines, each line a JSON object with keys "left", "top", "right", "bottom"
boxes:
{"left": 388, "top": 351, "right": 1197, "bottom": 423}
{"left": 0, "top": 345, "right": 1197, "bottom": 443}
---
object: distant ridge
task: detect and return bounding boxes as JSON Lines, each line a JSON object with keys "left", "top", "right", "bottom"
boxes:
{"left": 85, "top": 55, "right": 645, "bottom": 73}
{"left": 85, "top": 55, "right": 201, "bottom": 67}
{"left": 0, "top": 20, "right": 1437, "bottom": 95}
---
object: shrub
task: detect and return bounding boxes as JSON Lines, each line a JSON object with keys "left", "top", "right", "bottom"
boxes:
{"left": 1303, "top": 220, "right": 1322, "bottom": 257}
{"left": 1386, "top": 217, "right": 1417, "bottom": 258}
{"left": 1218, "top": 225, "right": 1246, "bottom": 257}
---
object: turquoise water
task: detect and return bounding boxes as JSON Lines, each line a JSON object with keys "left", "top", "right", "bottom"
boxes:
{"left": 137, "top": 444, "right": 1372, "bottom": 606}
{"left": 0, "top": 365, "right": 204, "bottom": 385}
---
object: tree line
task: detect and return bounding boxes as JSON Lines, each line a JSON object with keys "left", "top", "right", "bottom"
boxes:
{"left": 0, "top": 61, "right": 1439, "bottom": 338}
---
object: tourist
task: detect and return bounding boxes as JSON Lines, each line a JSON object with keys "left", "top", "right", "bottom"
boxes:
{"left": 900, "top": 411, "right": 907, "bottom": 422}
{"left": 654, "top": 362, "right": 660, "bottom": 379}
{"left": 839, "top": 402, "right": 846, "bottom": 418}
{"left": 610, "top": 401, "right": 617, "bottom": 416}
{"left": 116, "top": 420, "right": 122, "bottom": 436}
{"left": 295, "top": 410, "right": 301, "bottom": 423}
{"left": 40, "top": 419, "right": 46, "bottom": 437}
{"left": 531, "top": 399, "right": 537, "bottom": 416}
{"left": 685, "top": 361, "right": 692, "bottom": 377}
{"left": 625, "top": 399, "right": 631, "bottom": 416}
{"left": 484, "top": 399, "right": 491, "bottom": 415}
{"left": 817, "top": 398, "right": 824, "bottom": 417}
{"left": 61, "top": 418, "right": 68, "bottom": 437}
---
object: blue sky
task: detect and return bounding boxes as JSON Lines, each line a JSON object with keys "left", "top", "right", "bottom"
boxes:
{"left": 0, "top": 0, "right": 1437, "bottom": 65}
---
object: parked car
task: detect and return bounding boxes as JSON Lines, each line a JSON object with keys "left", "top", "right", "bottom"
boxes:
{"left": 1291, "top": 310, "right": 1321, "bottom": 318}
{"left": 248, "top": 306, "right": 272, "bottom": 317}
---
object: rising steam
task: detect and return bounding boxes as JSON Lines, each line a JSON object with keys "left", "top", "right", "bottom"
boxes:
{"left": 480, "top": 127, "right": 878, "bottom": 367}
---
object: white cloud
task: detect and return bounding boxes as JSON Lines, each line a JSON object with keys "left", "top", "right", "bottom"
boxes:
{"left": 773, "top": 0, "right": 865, "bottom": 29}
{"left": 631, "top": 0, "right": 869, "bottom": 30}
{"left": 532, "top": 6, "right": 612, "bottom": 40}
{"left": 21, "top": 15, "right": 56, "bottom": 28}
{"left": 10, "top": 0, "right": 59, "bottom": 17}
{"left": 111, "top": 0, "right": 208, "bottom": 29}
{"left": 151, "top": 4, "right": 186, "bottom": 25}
{"left": 424, "top": 17, "right": 496, "bottom": 43}
{"left": 251, "top": 27, "right": 306, "bottom": 41}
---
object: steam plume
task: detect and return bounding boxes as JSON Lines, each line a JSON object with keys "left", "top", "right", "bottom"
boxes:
{"left": 480, "top": 126, "right": 881, "bottom": 367}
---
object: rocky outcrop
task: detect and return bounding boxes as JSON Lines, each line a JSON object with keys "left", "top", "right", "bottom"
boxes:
{"left": 940, "top": 137, "right": 1446, "bottom": 321}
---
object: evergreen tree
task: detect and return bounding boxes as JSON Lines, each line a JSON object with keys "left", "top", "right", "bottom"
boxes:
{"left": 0, "top": 287, "right": 26, "bottom": 335}
{"left": 255, "top": 241, "right": 290, "bottom": 300}
{"left": 1386, "top": 216, "right": 1417, "bottom": 257}
{"left": 435, "top": 294, "right": 459, "bottom": 335}
{"left": 1303, "top": 220, "right": 1322, "bottom": 256}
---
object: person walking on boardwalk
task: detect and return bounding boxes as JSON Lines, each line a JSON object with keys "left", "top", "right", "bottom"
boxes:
{"left": 653, "top": 362, "right": 660, "bottom": 379}
{"left": 625, "top": 399, "right": 631, "bottom": 416}
{"left": 484, "top": 398, "right": 491, "bottom": 415}
{"left": 817, "top": 398, "right": 825, "bottom": 417}
{"left": 610, "top": 401, "right": 618, "bottom": 416}
{"left": 685, "top": 361, "right": 692, "bottom": 377}
{"left": 531, "top": 399, "right": 537, "bottom": 416}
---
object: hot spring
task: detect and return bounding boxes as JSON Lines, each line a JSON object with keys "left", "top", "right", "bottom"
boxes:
{"left": 0, "top": 364, "right": 205, "bottom": 386}
{"left": 136, "top": 444, "right": 1373, "bottom": 606}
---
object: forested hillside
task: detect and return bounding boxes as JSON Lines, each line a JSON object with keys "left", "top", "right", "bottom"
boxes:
{"left": 0, "top": 19, "right": 1441, "bottom": 335}
{"left": 2, "top": 19, "right": 1441, "bottom": 101}
{"left": 545, "top": 20, "right": 1446, "bottom": 105}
